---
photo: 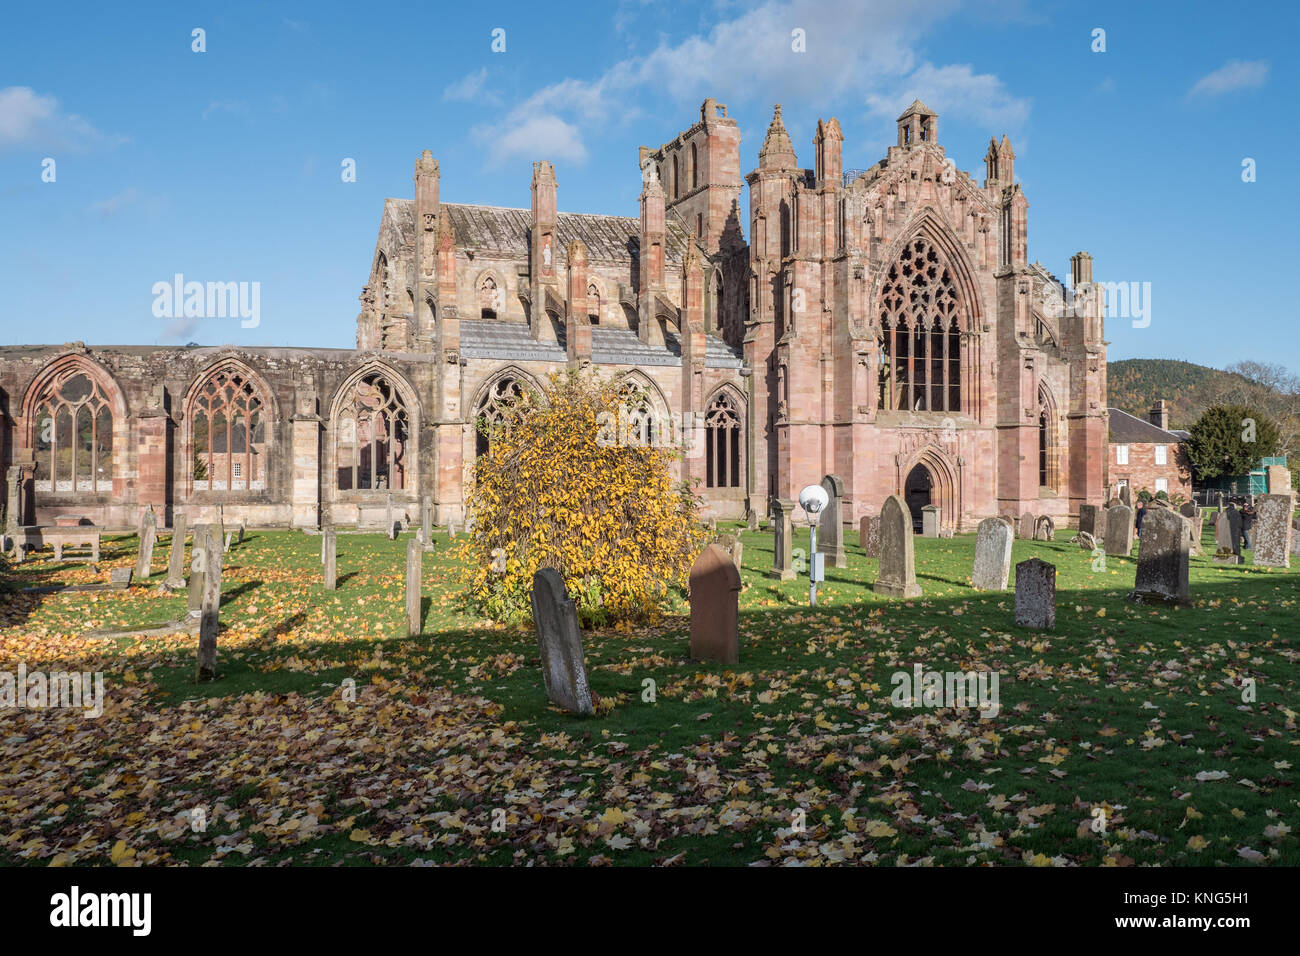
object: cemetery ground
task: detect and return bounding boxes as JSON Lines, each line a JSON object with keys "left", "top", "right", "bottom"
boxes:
{"left": 1, "top": 523, "right": 1296, "bottom": 868}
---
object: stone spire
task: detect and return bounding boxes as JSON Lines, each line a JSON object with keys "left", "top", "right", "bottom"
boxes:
{"left": 758, "top": 104, "right": 797, "bottom": 169}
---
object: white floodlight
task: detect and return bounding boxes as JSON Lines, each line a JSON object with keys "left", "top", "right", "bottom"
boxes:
{"left": 798, "top": 484, "right": 829, "bottom": 526}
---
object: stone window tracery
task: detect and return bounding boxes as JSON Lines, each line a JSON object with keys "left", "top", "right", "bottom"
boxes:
{"left": 877, "top": 236, "right": 964, "bottom": 413}
{"left": 32, "top": 367, "right": 115, "bottom": 493}
{"left": 190, "top": 365, "right": 269, "bottom": 492}
{"left": 336, "top": 372, "right": 409, "bottom": 491}
{"left": 705, "top": 391, "right": 742, "bottom": 488}
{"left": 474, "top": 376, "right": 527, "bottom": 459}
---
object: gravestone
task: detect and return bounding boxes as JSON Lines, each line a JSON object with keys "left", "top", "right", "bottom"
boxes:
{"left": 422, "top": 495, "right": 435, "bottom": 552}
{"left": 135, "top": 509, "right": 157, "bottom": 581}
{"left": 1183, "top": 514, "right": 1202, "bottom": 558}
{"left": 1014, "top": 558, "right": 1056, "bottom": 630}
{"left": 1018, "top": 513, "right": 1035, "bottom": 541}
{"left": 971, "top": 517, "right": 1013, "bottom": 591}
{"left": 1179, "top": 501, "right": 1198, "bottom": 519}
{"left": 689, "top": 544, "right": 741, "bottom": 665}
{"left": 712, "top": 532, "right": 743, "bottom": 572}
{"left": 448, "top": 519, "right": 459, "bottom": 539}
{"left": 406, "top": 538, "right": 422, "bottom": 635}
{"left": 187, "top": 525, "right": 208, "bottom": 612}
{"left": 386, "top": 494, "right": 395, "bottom": 540}
{"left": 921, "top": 505, "right": 940, "bottom": 538}
{"left": 873, "top": 494, "right": 921, "bottom": 598}
{"left": 223, "top": 532, "right": 233, "bottom": 553}
{"left": 818, "top": 475, "right": 847, "bottom": 568}
{"left": 1077, "top": 531, "right": 1096, "bottom": 552}
{"left": 1252, "top": 494, "right": 1293, "bottom": 568}
{"left": 747, "top": 510, "right": 759, "bottom": 532}
{"left": 1078, "top": 504, "right": 1099, "bottom": 537}
{"left": 5, "top": 465, "right": 23, "bottom": 532}
{"left": 1034, "top": 515, "right": 1055, "bottom": 541}
{"left": 196, "top": 528, "right": 224, "bottom": 682}
{"left": 1119, "top": 486, "right": 1132, "bottom": 507}
{"left": 323, "top": 527, "right": 337, "bottom": 589}
{"left": 1212, "top": 508, "right": 1241, "bottom": 564}
{"left": 110, "top": 567, "right": 133, "bottom": 589}
{"left": 770, "top": 498, "right": 796, "bottom": 581}
{"left": 530, "top": 568, "right": 594, "bottom": 715}
{"left": 237, "top": 520, "right": 246, "bottom": 544}
{"left": 1107, "top": 497, "right": 1121, "bottom": 509}
{"left": 1291, "top": 518, "right": 1300, "bottom": 557}
{"left": 1130, "top": 507, "right": 1190, "bottom": 604}
{"left": 1105, "top": 504, "right": 1134, "bottom": 556}
{"left": 164, "top": 513, "right": 188, "bottom": 589}
{"left": 860, "top": 514, "right": 881, "bottom": 559}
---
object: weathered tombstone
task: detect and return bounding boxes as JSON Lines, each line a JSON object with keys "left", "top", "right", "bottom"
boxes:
{"left": 187, "top": 525, "right": 208, "bottom": 612}
{"left": 406, "top": 538, "right": 422, "bottom": 635}
{"left": 712, "top": 532, "right": 743, "bottom": 572}
{"left": 1291, "top": 519, "right": 1300, "bottom": 557}
{"left": 818, "top": 475, "right": 847, "bottom": 568}
{"left": 1130, "top": 507, "right": 1190, "bottom": 604}
{"left": 1179, "top": 501, "right": 1197, "bottom": 519}
{"left": 873, "top": 494, "right": 921, "bottom": 598}
{"left": 1119, "top": 485, "right": 1132, "bottom": 507}
{"left": 689, "top": 544, "right": 741, "bottom": 664}
{"left": 223, "top": 531, "right": 233, "bottom": 553}
{"left": 110, "top": 567, "right": 133, "bottom": 589}
{"left": 196, "top": 529, "right": 224, "bottom": 682}
{"left": 135, "top": 509, "right": 157, "bottom": 581}
{"left": 529, "top": 568, "right": 594, "bottom": 715}
{"left": 1105, "top": 504, "right": 1134, "bottom": 557}
{"left": 1183, "top": 514, "right": 1202, "bottom": 558}
{"left": 448, "top": 519, "right": 459, "bottom": 539}
{"left": 1213, "top": 508, "right": 1241, "bottom": 564}
{"left": 1077, "top": 531, "right": 1096, "bottom": 551}
{"left": 860, "top": 514, "right": 881, "bottom": 559}
{"left": 1014, "top": 558, "right": 1056, "bottom": 630}
{"left": 1107, "top": 497, "right": 1122, "bottom": 509}
{"left": 971, "top": 517, "right": 1013, "bottom": 591}
{"left": 422, "top": 495, "right": 435, "bottom": 552}
{"left": 770, "top": 498, "right": 796, "bottom": 581}
{"left": 320, "top": 530, "right": 327, "bottom": 563}
{"left": 164, "top": 513, "right": 188, "bottom": 589}
{"left": 237, "top": 520, "right": 246, "bottom": 545}
{"left": 1018, "top": 512, "right": 1035, "bottom": 541}
{"left": 1252, "top": 494, "right": 1294, "bottom": 568}
{"left": 1034, "top": 515, "right": 1055, "bottom": 541}
{"left": 921, "top": 504, "right": 940, "bottom": 538}
{"left": 747, "top": 510, "right": 759, "bottom": 532}
{"left": 386, "top": 494, "right": 395, "bottom": 540}
{"left": 1078, "top": 504, "right": 1099, "bottom": 537}
{"left": 323, "top": 527, "right": 337, "bottom": 589}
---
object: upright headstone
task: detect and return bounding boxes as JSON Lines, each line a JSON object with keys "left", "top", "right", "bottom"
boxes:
{"left": 196, "top": 529, "right": 224, "bottom": 682}
{"left": 689, "top": 544, "right": 742, "bottom": 664}
{"left": 874, "top": 494, "right": 921, "bottom": 598}
{"left": 323, "top": 527, "right": 337, "bottom": 589}
{"left": 770, "top": 498, "right": 796, "bottom": 581}
{"left": 1290, "top": 518, "right": 1300, "bottom": 557}
{"left": 747, "top": 510, "right": 759, "bottom": 532}
{"left": 1130, "top": 507, "right": 1190, "bottom": 604}
{"left": 448, "top": 519, "right": 459, "bottom": 539}
{"left": 1034, "top": 515, "right": 1055, "bottom": 541}
{"left": 1213, "top": 507, "right": 1241, "bottom": 564}
{"left": 1018, "top": 512, "right": 1035, "bottom": 541}
{"left": 406, "top": 538, "right": 422, "bottom": 635}
{"left": 1179, "top": 501, "right": 1198, "bottom": 519}
{"left": 971, "top": 517, "right": 1013, "bottom": 591}
{"left": 187, "top": 525, "right": 208, "bottom": 612}
{"left": 422, "top": 495, "right": 435, "bottom": 552}
{"left": 712, "top": 532, "right": 743, "bottom": 572}
{"left": 1014, "top": 558, "right": 1056, "bottom": 630}
{"left": 237, "top": 520, "right": 246, "bottom": 544}
{"left": 818, "top": 475, "right": 847, "bottom": 568}
{"left": 1252, "top": 494, "right": 1294, "bottom": 568}
{"left": 1119, "top": 485, "right": 1132, "bottom": 507}
{"left": 164, "top": 513, "right": 188, "bottom": 589}
{"left": 860, "top": 514, "right": 881, "bottom": 558}
{"left": 529, "top": 568, "right": 594, "bottom": 715}
{"left": 135, "top": 509, "right": 157, "bottom": 581}
{"left": 1078, "top": 504, "right": 1099, "bottom": 537}
{"left": 1183, "top": 514, "right": 1202, "bottom": 558}
{"left": 1105, "top": 504, "right": 1134, "bottom": 556}
{"left": 5, "top": 465, "right": 24, "bottom": 532}
{"left": 921, "top": 505, "right": 940, "bottom": 538}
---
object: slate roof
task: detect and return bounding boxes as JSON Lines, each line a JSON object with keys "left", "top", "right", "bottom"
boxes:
{"left": 458, "top": 318, "right": 744, "bottom": 369}
{"left": 390, "top": 200, "right": 693, "bottom": 264}
{"left": 1108, "top": 407, "right": 1185, "bottom": 444}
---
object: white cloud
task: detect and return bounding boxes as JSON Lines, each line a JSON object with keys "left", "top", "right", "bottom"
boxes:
{"left": 475, "top": 0, "right": 1021, "bottom": 167}
{"left": 0, "top": 87, "right": 117, "bottom": 151}
{"left": 477, "top": 114, "right": 588, "bottom": 166}
{"left": 90, "top": 188, "right": 138, "bottom": 217}
{"left": 865, "top": 63, "right": 1030, "bottom": 129}
{"left": 1188, "top": 59, "right": 1269, "bottom": 97}
{"left": 443, "top": 68, "right": 500, "bottom": 106}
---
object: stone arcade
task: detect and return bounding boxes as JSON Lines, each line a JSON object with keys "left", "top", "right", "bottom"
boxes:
{"left": 0, "top": 100, "right": 1106, "bottom": 536}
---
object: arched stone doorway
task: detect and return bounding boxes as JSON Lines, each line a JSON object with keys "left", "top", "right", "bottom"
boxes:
{"left": 904, "top": 464, "right": 933, "bottom": 533}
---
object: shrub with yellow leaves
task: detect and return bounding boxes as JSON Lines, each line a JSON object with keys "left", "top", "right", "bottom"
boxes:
{"left": 457, "top": 370, "right": 707, "bottom": 626}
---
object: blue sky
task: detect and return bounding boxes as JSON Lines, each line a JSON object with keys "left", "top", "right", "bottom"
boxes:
{"left": 2, "top": 0, "right": 1295, "bottom": 373}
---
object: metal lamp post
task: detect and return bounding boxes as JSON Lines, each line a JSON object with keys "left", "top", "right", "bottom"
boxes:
{"left": 798, "top": 484, "right": 829, "bottom": 606}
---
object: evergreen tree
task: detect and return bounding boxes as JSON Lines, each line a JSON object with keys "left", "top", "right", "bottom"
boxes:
{"left": 1186, "top": 404, "right": 1280, "bottom": 480}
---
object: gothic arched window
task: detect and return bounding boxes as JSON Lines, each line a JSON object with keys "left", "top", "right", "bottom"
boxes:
{"left": 705, "top": 391, "right": 742, "bottom": 488}
{"left": 691, "top": 142, "right": 699, "bottom": 189}
{"left": 877, "top": 235, "right": 964, "bottom": 412}
{"left": 474, "top": 376, "right": 528, "bottom": 458}
{"left": 713, "top": 271, "right": 725, "bottom": 334}
{"left": 31, "top": 366, "right": 115, "bottom": 493}
{"left": 480, "top": 275, "right": 499, "bottom": 319}
{"left": 1038, "top": 384, "right": 1057, "bottom": 491}
{"left": 336, "top": 372, "right": 410, "bottom": 490}
{"left": 189, "top": 365, "right": 269, "bottom": 492}
{"left": 587, "top": 283, "right": 601, "bottom": 325}
{"left": 617, "top": 380, "right": 658, "bottom": 448}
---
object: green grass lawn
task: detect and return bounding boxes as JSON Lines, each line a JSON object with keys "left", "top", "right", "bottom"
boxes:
{"left": 1, "top": 521, "right": 1296, "bottom": 867}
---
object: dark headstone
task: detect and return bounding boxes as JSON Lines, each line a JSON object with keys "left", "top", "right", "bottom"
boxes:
{"left": 530, "top": 568, "right": 594, "bottom": 715}
{"left": 1130, "top": 507, "right": 1190, "bottom": 604}
{"left": 1014, "top": 558, "right": 1056, "bottom": 630}
{"left": 818, "top": 475, "right": 847, "bottom": 568}
{"left": 689, "top": 544, "right": 741, "bottom": 664}
{"left": 1213, "top": 508, "right": 1241, "bottom": 564}
{"left": 1078, "top": 504, "right": 1099, "bottom": 537}
{"left": 135, "top": 510, "right": 157, "bottom": 580}
{"left": 196, "top": 528, "right": 224, "bottom": 681}
{"left": 1105, "top": 504, "right": 1134, "bottom": 556}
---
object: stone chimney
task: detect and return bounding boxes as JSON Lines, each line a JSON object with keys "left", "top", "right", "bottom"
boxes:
{"left": 1149, "top": 400, "right": 1169, "bottom": 431}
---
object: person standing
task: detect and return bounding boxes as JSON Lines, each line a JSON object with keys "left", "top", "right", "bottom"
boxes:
{"left": 1135, "top": 499, "right": 1147, "bottom": 536}
{"left": 1240, "top": 500, "right": 1256, "bottom": 549}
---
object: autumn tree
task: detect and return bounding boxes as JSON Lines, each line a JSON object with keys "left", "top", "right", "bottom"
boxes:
{"left": 1186, "top": 404, "right": 1280, "bottom": 481}
{"left": 457, "top": 370, "right": 706, "bottom": 626}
